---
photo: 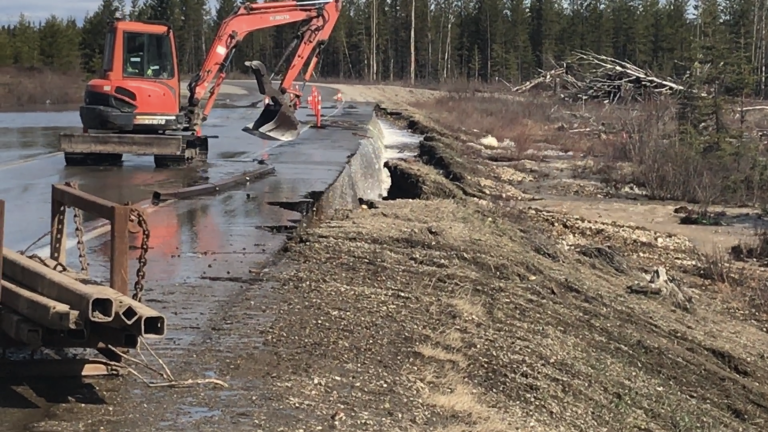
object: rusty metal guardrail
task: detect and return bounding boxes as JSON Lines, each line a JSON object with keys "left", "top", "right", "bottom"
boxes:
{"left": 50, "top": 182, "right": 131, "bottom": 295}
{"left": 151, "top": 163, "right": 275, "bottom": 203}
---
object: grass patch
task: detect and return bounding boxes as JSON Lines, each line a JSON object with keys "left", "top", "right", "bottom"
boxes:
{"left": 413, "top": 91, "right": 768, "bottom": 207}
{"left": 0, "top": 66, "right": 85, "bottom": 110}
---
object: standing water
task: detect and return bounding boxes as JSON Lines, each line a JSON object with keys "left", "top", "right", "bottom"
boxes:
{"left": 0, "top": 110, "right": 80, "bottom": 166}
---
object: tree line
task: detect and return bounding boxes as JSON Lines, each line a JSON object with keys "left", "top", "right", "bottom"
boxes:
{"left": 2, "top": 0, "right": 768, "bottom": 97}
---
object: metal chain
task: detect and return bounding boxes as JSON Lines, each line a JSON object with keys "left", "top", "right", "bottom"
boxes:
{"left": 130, "top": 207, "right": 151, "bottom": 303}
{"left": 27, "top": 254, "right": 67, "bottom": 273}
{"left": 64, "top": 181, "right": 89, "bottom": 276}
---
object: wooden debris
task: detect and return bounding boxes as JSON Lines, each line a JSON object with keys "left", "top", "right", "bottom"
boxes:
{"left": 512, "top": 51, "right": 686, "bottom": 104}
{"left": 627, "top": 267, "right": 694, "bottom": 311}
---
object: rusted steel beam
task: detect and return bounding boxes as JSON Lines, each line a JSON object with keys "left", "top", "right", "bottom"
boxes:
{"left": 151, "top": 164, "right": 276, "bottom": 202}
{"left": 43, "top": 324, "right": 139, "bottom": 349}
{"left": 50, "top": 195, "right": 66, "bottom": 264}
{"left": 2, "top": 248, "right": 116, "bottom": 322}
{"left": 42, "top": 327, "right": 87, "bottom": 342}
{"left": 110, "top": 206, "right": 130, "bottom": 296}
{"left": 0, "top": 308, "right": 42, "bottom": 347}
{"left": 51, "top": 183, "right": 116, "bottom": 220}
{"left": 0, "top": 280, "right": 82, "bottom": 330}
{"left": 98, "top": 289, "right": 166, "bottom": 337}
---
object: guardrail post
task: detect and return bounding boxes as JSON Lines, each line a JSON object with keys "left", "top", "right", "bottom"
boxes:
{"left": 49, "top": 184, "right": 132, "bottom": 296}
{"left": 111, "top": 207, "right": 130, "bottom": 296}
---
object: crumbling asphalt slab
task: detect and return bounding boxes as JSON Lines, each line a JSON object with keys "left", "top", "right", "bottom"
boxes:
{"left": 1, "top": 99, "right": 376, "bottom": 431}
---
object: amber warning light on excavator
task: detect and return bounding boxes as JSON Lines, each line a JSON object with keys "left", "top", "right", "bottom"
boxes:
{"left": 58, "top": 0, "right": 343, "bottom": 168}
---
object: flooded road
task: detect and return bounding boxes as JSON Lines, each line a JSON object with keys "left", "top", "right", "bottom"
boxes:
{"left": 0, "top": 81, "right": 378, "bottom": 431}
{"left": 0, "top": 83, "right": 339, "bottom": 251}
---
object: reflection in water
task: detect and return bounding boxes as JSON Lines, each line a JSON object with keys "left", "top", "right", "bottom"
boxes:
{"left": 257, "top": 177, "right": 304, "bottom": 227}
{"left": 0, "top": 126, "right": 80, "bottom": 165}
{"left": 0, "top": 110, "right": 79, "bottom": 128}
{"left": 87, "top": 201, "right": 221, "bottom": 283}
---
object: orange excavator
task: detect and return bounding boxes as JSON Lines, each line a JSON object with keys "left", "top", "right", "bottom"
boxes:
{"left": 58, "top": 0, "right": 342, "bottom": 168}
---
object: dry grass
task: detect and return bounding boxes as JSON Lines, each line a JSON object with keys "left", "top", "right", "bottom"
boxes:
{"left": 697, "top": 246, "right": 736, "bottom": 286}
{"left": 411, "top": 92, "right": 631, "bottom": 159}
{"left": 0, "top": 66, "right": 84, "bottom": 110}
{"left": 416, "top": 344, "right": 465, "bottom": 364}
{"left": 312, "top": 76, "right": 512, "bottom": 94}
{"left": 413, "top": 91, "right": 768, "bottom": 207}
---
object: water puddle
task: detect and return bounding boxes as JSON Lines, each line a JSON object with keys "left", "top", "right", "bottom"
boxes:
{"left": 0, "top": 110, "right": 79, "bottom": 128}
{"left": 179, "top": 405, "right": 222, "bottom": 421}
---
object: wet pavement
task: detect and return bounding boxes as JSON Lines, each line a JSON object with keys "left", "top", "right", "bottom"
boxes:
{"left": 0, "top": 81, "right": 378, "bottom": 431}
{"left": 0, "top": 82, "right": 341, "bottom": 251}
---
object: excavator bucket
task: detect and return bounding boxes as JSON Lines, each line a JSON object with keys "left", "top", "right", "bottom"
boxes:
{"left": 243, "top": 95, "right": 300, "bottom": 141}
{"left": 242, "top": 60, "right": 301, "bottom": 141}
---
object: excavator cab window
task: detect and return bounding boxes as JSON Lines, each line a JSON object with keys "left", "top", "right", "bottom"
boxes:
{"left": 123, "top": 31, "right": 175, "bottom": 79}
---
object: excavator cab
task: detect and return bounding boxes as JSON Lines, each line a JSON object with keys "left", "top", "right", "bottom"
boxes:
{"left": 80, "top": 19, "right": 184, "bottom": 133}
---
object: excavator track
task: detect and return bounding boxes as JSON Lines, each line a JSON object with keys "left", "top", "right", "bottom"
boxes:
{"left": 60, "top": 133, "right": 209, "bottom": 169}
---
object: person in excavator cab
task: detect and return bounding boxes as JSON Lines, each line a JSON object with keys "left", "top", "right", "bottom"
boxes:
{"left": 123, "top": 33, "right": 172, "bottom": 78}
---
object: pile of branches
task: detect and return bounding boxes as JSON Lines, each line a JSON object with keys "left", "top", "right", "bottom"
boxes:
{"left": 511, "top": 51, "right": 685, "bottom": 103}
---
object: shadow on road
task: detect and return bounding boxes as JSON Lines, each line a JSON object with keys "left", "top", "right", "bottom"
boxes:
{"left": 0, "top": 377, "right": 107, "bottom": 409}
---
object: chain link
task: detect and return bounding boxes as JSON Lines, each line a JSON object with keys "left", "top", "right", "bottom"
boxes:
{"left": 130, "top": 208, "right": 151, "bottom": 303}
{"left": 64, "top": 181, "right": 89, "bottom": 276}
{"left": 27, "top": 254, "right": 67, "bottom": 272}
{"left": 56, "top": 182, "right": 151, "bottom": 302}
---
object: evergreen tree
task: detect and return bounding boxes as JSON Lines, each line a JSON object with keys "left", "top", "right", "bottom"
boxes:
{"left": 11, "top": 14, "right": 39, "bottom": 67}
{"left": 0, "top": 31, "right": 12, "bottom": 67}
{"left": 79, "top": 0, "right": 121, "bottom": 75}
{"left": 8, "top": 0, "right": 768, "bottom": 90}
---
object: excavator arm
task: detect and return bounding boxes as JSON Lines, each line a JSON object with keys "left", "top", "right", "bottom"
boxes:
{"left": 185, "top": 0, "right": 343, "bottom": 141}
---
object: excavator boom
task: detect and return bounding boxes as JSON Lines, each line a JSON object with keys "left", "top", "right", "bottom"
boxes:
{"left": 187, "top": 0, "right": 343, "bottom": 141}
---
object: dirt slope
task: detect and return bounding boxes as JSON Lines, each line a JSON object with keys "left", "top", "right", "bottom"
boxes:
{"left": 248, "top": 85, "right": 768, "bottom": 431}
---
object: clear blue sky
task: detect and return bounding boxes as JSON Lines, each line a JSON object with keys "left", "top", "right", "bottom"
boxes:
{"left": 0, "top": 1, "right": 219, "bottom": 25}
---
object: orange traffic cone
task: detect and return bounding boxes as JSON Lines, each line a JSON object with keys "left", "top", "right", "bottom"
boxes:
{"left": 334, "top": 91, "right": 343, "bottom": 102}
